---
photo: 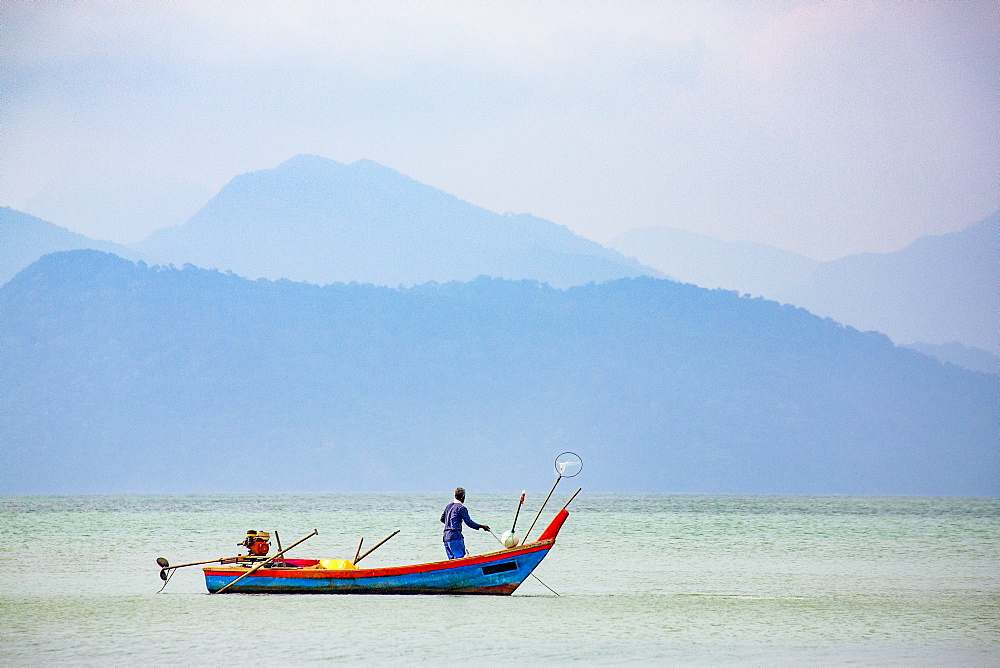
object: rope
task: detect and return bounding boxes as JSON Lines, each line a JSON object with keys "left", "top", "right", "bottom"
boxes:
{"left": 487, "top": 529, "right": 560, "bottom": 596}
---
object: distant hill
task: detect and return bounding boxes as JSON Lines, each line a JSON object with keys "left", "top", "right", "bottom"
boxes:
{"left": 609, "top": 227, "right": 819, "bottom": 298}
{"left": 904, "top": 341, "right": 1000, "bottom": 376}
{"left": 0, "top": 207, "right": 136, "bottom": 285}
{"left": 135, "top": 155, "right": 659, "bottom": 288}
{"left": 1, "top": 250, "right": 995, "bottom": 496}
{"left": 610, "top": 211, "right": 999, "bottom": 355}
{"left": 776, "top": 211, "right": 999, "bottom": 355}
{"left": 23, "top": 172, "right": 211, "bottom": 247}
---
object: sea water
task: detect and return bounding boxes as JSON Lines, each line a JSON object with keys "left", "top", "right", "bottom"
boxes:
{"left": 1, "top": 494, "right": 997, "bottom": 665}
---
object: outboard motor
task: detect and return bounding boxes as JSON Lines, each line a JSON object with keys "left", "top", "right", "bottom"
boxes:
{"left": 240, "top": 530, "right": 271, "bottom": 556}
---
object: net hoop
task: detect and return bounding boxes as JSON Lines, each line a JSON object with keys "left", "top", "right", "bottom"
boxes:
{"left": 554, "top": 451, "right": 583, "bottom": 478}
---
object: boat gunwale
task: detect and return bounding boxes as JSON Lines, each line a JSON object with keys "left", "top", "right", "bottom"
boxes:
{"left": 203, "top": 538, "right": 555, "bottom": 580}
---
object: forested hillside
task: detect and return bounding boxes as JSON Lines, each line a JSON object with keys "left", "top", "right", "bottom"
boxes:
{"left": 1, "top": 250, "right": 995, "bottom": 495}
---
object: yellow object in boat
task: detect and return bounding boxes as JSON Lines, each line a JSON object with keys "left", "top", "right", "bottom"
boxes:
{"left": 315, "top": 559, "right": 358, "bottom": 570}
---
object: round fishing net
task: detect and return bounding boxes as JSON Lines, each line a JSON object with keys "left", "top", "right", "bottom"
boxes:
{"left": 554, "top": 451, "right": 583, "bottom": 478}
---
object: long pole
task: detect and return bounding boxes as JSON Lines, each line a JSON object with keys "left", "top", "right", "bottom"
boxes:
{"left": 212, "top": 529, "right": 318, "bottom": 594}
{"left": 159, "top": 556, "right": 232, "bottom": 572}
{"left": 561, "top": 487, "right": 582, "bottom": 510}
{"left": 157, "top": 555, "right": 242, "bottom": 592}
{"left": 352, "top": 537, "right": 364, "bottom": 565}
{"left": 520, "top": 475, "right": 562, "bottom": 545}
{"left": 510, "top": 491, "right": 526, "bottom": 534}
{"left": 274, "top": 531, "right": 285, "bottom": 567}
{"left": 354, "top": 530, "right": 400, "bottom": 565}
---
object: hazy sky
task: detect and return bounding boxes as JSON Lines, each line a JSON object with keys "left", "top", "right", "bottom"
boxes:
{"left": 2, "top": 1, "right": 996, "bottom": 259}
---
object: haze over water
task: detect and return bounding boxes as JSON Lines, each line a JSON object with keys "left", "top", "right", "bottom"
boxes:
{"left": 2, "top": 494, "right": 997, "bottom": 664}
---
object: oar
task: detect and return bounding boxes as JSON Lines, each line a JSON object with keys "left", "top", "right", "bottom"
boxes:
{"left": 353, "top": 530, "right": 399, "bottom": 565}
{"left": 510, "top": 490, "right": 526, "bottom": 533}
{"left": 212, "top": 529, "right": 318, "bottom": 594}
{"left": 352, "top": 537, "right": 364, "bottom": 565}
{"left": 486, "top": 529, "right": 560, "bottom": 596}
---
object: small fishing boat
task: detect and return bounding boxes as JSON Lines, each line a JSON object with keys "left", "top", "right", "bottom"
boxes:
{"left": 203, "top": 508, "right": 570, "bottom": 595}
{"left": 154, "top": 454, "right": 583, "bottom": 595}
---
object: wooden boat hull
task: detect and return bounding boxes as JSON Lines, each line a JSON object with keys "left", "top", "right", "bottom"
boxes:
{"left": 204, "top": 508, "right": 569, "bottom": 595}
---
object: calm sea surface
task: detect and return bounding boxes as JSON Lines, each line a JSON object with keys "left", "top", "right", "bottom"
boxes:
{"left": 2, "top": 494, "right": 997, "bottom": 665}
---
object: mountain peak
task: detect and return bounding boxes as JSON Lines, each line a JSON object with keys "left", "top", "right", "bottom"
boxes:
{"left": 274, "top": 154, "right": 398, "bottom": 178}
{"left": 133, "top": 155, "right": 657, "bottom": 287}
{"left": 268, "top": 155, "right": 416, "bottom": 194}
{"left": 276, "top": 153, "right": 343, "bottom": 170}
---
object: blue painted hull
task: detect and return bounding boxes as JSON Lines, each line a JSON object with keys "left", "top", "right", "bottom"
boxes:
{"left": 205, "top": 542, "right": 552, "bottom": 595}
{"left": 205, "top": 507, "right": 571, "bottom": 595}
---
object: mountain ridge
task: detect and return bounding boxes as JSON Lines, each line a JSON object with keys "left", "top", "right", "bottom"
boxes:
{"left": 609, "top": 226, "right": 820, "bottom": 297}
{"left": 2, "top": 249, "right": 995, "bottom": 495}
{"left": 777, "top": 211, "right": 998, "bottom": 353}
{"left": 610, "top": 211, "right": 999, "bottom": 354}
{"left": 135, "top": 155, "right": 660, "bottom": 288}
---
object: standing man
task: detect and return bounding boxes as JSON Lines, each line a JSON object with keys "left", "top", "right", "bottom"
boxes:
{"left": 440, "top": 487, "right": 490, "bottom": 559}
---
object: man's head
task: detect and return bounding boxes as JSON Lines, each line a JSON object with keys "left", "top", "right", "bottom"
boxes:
{"left": 454, "top": 487, "right": 466, "bottom": 503}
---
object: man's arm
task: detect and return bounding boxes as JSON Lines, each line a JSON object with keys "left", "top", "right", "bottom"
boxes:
{"left": 459, "top": 506, "right": 489, "bottom": 531}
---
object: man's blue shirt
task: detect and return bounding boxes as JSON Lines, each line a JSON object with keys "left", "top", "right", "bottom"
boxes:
{"left": 441, "top": 502, "right": 482, "bottom": 542}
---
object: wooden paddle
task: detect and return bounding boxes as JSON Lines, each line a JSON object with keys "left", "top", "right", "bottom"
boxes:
{"left": 353, "top": 530, "right": 399, "bottom": 565}
{"left": 212, "top": 529, "right": 318, "bottom": 594}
